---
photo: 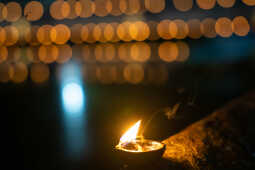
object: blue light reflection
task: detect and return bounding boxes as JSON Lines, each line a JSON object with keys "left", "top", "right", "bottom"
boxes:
{"left": 59, "top": 62, "right": 88, "bottom": 159}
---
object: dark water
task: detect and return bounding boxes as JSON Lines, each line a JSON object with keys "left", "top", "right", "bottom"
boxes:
{"left": 3, "top": 56, "right": 254, "bottom": 169}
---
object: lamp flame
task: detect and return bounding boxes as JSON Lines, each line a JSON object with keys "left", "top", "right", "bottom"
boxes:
{"left": 119, "top": 120, "right": 141, "bottom": 144}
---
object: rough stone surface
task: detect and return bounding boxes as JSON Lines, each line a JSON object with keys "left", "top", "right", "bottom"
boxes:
{"left": 162, "top": 91, "right": 255, "bottom": 170}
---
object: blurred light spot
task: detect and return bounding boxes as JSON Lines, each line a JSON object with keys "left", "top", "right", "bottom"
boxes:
{"left": 118, "top": 43, "right": 132, "bottom": 62}
{"left": 2, "top": 2, "right": 22, "bottom": 22}
{"left": 11, "top": 62, "right": 28, "bottom": 83}
{"left": 93, "top": 23, "right": 108, "bottom": 42}
{"left": 0, "top": 27, "right": 6, "bottom": 45}
{"left": 59, "top": 62, "right": 87, "bottom": 158}
{"left": 31, "top": 63, "right": 50, "bottom": 83}
{"left": 117, "top": 21, "right": 133, "bottom": 42}
{"left": 242, "top": 0, "right": 255, "bottom": 6}
{"left": 130, "top": 42, "right": 151, "bottom": 62}
{"left": 232, "top": 16, "right": 250, "bottom": 36}
{"left": 217, "top": 0, "right": 235, "bottom": 8}
{"left": 201, "top": 18, "right": 217, "bottom": 38}
{"left": 124, "top": 64, "right": 144, "bottom": 84}
{"left": 159, "top": 41, "right": 178, "bottom": 62}
{"left": 0, "top": 3, "right": 5, "bottom": 22}
{"left": 173, "top": 0, "right": 193, "bottom": 12}
{"left": 12, "top": 18, "right": 31, "bottom": 46}
{"left": 104, "top": 23, "right": 115, "bottom": 42}
{"left": 157, "top": 20, "right": 175, "bottom": 40}
{"left": 120, "top": 0, "right": 140, "bottom": 15}
{"left": 25, "top": 25, "right": 40, "bottom": 46}
{"left": 26, "top": 46, "right": 40, "bottom": 63}
{"left": 24, "top": 1, "right": 44, "bottom": 21}
{"left": 176, "top": 41, "right": 190, "bottom": 62}
{"left": 78, "top": 0, "right": 94, "bottom": 18}
{"left": 172, "top": 19, "right": 189, "bottom": 39}
{"left": 37, "top": 25, "right": 53, "bottom": 45}
{"left": 62, "top": 83, "right": 84, "bottom": 113}
{"left": 215, "top": 17, "right": 233, "bottom": 37}
{"left": 129, "top": 21, "right": 150, "bottom": 41}
{"left": 0, "top": 47, "right": 8, "bottom": 63}
{"left": 196, "top": 0, "right": 216, "bottom": 10}
{"left": 187, "top": 19, "right": 202, "bottom": 39}
{"left": 50, "top": 1, "right": 70, "bottom": 20}
{"left": 70, "top": 24, "right": 83, "bottom": 44}
{"left": 51, "top": 24, "right": 71, "bottom": 45}
{"left": 94, "top": 0, "right": 112, "bottom": 17}
{"left": 7, "top": 46, "right": 20, "bottom": 62}
{"left": 57, "top": 45, "right": 72, "bottom": 64}
{"left": 82, "top": 45, "right": 95, "bottom": 63}
{"left": 66, "top": 0, "right": 79, "bottom": 19}
{"left": 39, "top": 45, "right": 59, "bottom": 64}
{"left": 111, "top": 0, "right": 123, "bottom": 16}
{"left": 145, "top": 0, "right": 165, "bottom": 13}
{"left": 4, "top": 26, "right": 19, "bottom": 46}
{"left": 81, "top": 23, "right": 96, "bottom": 43}
{"left": 0, "top": 63, "right": 12, "bottom": 83}
{"left": 95, "top": 44, "right": 115, "bottom": 62}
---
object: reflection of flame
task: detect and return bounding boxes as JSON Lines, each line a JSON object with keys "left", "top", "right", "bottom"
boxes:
{"left": 119, "top": 120, "right": 141, "bottom": 144}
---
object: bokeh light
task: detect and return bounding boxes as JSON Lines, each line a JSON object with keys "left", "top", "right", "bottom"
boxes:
{"left": 215, "top": 17, "right": 233, "bottom": 37}
{"left": 37, "top": 25, "right": 53, "bottom": 45}
{"left": 25, "top": 25, "right": 40, "bottom": 46}
{"left": 2, "top": 2, "right": 22, "bottom": 22}
{"left": 94, "top": 0, "right": 112, "bottom": 17}
{"left": 145, "top": 0, "right": 165, "bottom": 13}
{"left": 50, "top": 1, "right": 70, "bottom": 20}
{"left": 70, "top": 24, "right": 83, "bottom": 44}
{"left": 124, "top": 64, "right": 144, "bottom": 84}
{"left": 130, "top": 42, "right": 151, "bottom": 62}
{"left": 117, "top": 21, "right": 133, "bottom": 42}
{"left": 0, "top": 63, "right": 12, "bottom": 83}
{"left": 187, "top": 19, "right": 202, "bottom": 39}
{"left": 120, "top": 0, "right": 141, "bottom": 15}
{"left": 242, "top": 0, "right": 255, "bottom": 6}
{"left": 232, "top": 16, "right": 250, "bottom": 36}
{"left": 201, "top": 18, "right": 217, "bottom": 38}
{"left": 0, "top": 3, "right": 5, "bottom": 22}
{"left": 217, "top": 0, "right": 235, "bottom": 8}
{"left": 111, "top": 0, "right": 123, "bottom": 16}
{"left": 11, "top": 62, "right": 28, "bottom": 83}
{"left": 173, "top": 0, "right": 193, "bottom": 12}
{"left": 93, "top": 23, "right": 108, "bottom": 42}
{"left": 51, "top": 24, "right": 71, "bottom": 45}
{"left": 196, "top": 0, "right": 216, "bottom": 10}
{"left": 158, "top": 41, "right": 178, "bottom": 62}
{"left": 172, "top": 19, "right": 189, "bottom": 39}
{"left": 157, "top": 20, "right": 175, "bottom": 40}
{"left": 78, "top": 0, "right": 95, "bottom": 18}
{"left": 57, "top": 45, "right": 73, "bottom": 64}
{"left": 4, "top": 26, "right": 19, "bottom": 46}
{"left": 81, "top": 23, "right": 97, "bottom": 43}
{"left": 39, "top": 45, "right": 59, "bottom": 64}
{"left": 176, "top": 41, "right": 190, "bottom": 62}
{"left": 129, "top": 21, "right": 150, "bottom": 41}
{"left": 30, "top": 63, "right": 50, "bottom": 83}
{"left": 0, "top": 46, "right": 8, "bottom": 63}
{"left": 0, "top": 27, "right": 6, "bottom": 45}
{"left": 24, "top": 1, "right": 44, "bottom": 21}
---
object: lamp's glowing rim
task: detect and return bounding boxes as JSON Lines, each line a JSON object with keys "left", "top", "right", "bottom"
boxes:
{"left": 115, "top": 139, "right": 165, "bottom": 153}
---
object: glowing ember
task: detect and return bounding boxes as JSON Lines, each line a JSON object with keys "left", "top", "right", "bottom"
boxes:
{"left": 116, "top": 120, "right": 164, "bottom": 152}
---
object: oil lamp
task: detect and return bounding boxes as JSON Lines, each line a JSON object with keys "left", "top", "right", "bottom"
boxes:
{"left": 115, "top": 120, "right": 165, "bottom": 166}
